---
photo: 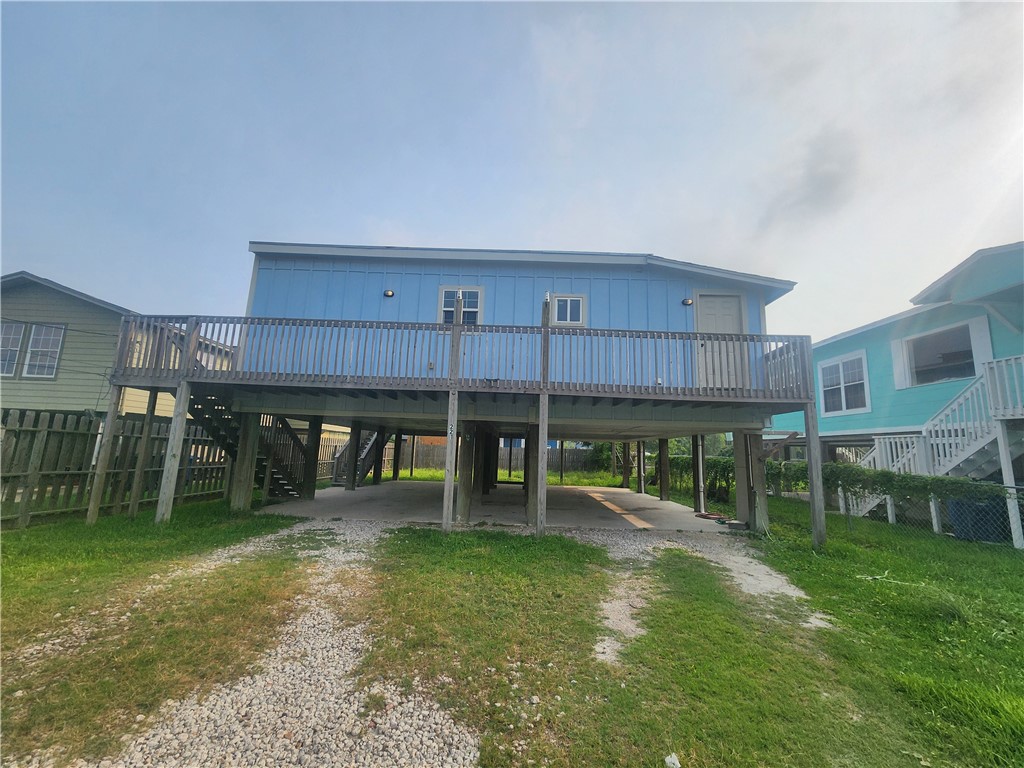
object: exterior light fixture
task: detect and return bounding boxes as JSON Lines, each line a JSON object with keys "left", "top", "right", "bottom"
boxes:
{"left": 681, "top": 298, "right": 694, "bottom": 306}
{"left": 383, "top": 290, "right": 395, "bottom": 298}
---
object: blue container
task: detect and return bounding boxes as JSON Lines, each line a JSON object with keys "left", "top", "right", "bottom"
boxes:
{"left": 947, "top": 498, "right": 1010, "bottom": 543}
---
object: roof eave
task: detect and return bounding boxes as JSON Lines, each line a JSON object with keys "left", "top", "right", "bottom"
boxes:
{"left": 0, "top": 271, "right": 134, "bottom": 316}
{"left": 910, "top": 241, "right": 1024, "bottom": 305}
{"left": 249, "top": 241, "right": 796, "bottom": 303}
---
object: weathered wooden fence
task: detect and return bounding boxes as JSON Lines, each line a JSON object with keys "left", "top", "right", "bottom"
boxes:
{"left": 1, "top": 409, "right": 229, "bottom": 525}
{"left": 1, "top": 409, "right": 344, "bottom": 525}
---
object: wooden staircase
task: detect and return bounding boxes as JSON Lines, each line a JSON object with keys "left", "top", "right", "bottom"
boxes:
{"left": 187, "top": 392, "right": 304, "bottom": 499}
{"left": 848, "top": 356, "right": 1024, "bottom": 517}
{"left": 332, "top": 431, "right": 387, "bottom": 487}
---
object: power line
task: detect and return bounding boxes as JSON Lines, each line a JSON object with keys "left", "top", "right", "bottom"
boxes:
{"left": 1, "top": 317, "right": 120, "bottom": 338}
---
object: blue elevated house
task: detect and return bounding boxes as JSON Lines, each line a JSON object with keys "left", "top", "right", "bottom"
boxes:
{"left": 94, "top": 242, "right": 825, "bottom": 539}
{"left": 774, "top": 242, "right": 1023, "bottom": 547}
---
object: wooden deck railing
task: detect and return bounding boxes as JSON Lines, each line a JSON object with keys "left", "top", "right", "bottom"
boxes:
{"left": 112, "top": 315, "right": 813, "bottom": 402}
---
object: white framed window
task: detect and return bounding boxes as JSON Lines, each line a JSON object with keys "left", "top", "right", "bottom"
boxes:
{"left": 819, "top": 351, "right": 870, "bottom": 416}
{"left": 438, "top": 287, "right": 482, "bottom": 325}
{"left": 1, "top": 322, "right": 25, "bottom": 377}
{"left": 551, "top": 294, "right": 586, "bottom": 326}
{"left": 892, "top": 317, "right": 992, "bottom": 389}
{"left": 23, "top": 324, "right": 65, "bottom": 378}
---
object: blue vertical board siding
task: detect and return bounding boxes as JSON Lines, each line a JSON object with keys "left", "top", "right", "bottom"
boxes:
{"left": 307, "top": 266, "right": 330, "bottom": 319}
{"left": 248, "top": 255, "right": 771, "bottom": 336}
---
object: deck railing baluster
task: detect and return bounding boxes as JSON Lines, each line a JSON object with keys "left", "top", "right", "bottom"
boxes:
{"left": 110, "top": 314, "right": 812, "bottom": 402}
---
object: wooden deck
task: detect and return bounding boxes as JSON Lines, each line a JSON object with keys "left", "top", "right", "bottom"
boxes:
{"left": 111, "top": 315, "right": 814, "bottom": 404}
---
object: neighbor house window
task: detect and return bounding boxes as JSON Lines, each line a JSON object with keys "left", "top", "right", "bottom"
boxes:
{"left": 892, "top": 317, "right": 992, "bottom": 390}
{"left": 907, "top": 324, "right": 975, "bottom": 385}
{"left": 819, "top": 352, "right": 870, "bottom": 415}
{"left": 22, "top": 324, "right": 65, "bottom": 378}
{"left": 439, "top": 287, "right": 482, "bottom": 325}
{"left": 552, "top": 295, "right": 585, "bottom": 326}
{"left": 1, "top": 322, "right": 25, "bottom": 376}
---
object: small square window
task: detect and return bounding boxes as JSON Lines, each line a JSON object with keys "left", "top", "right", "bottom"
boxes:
{"left": 552, "top": 295, "right": 585, "bottom": 326}
{"left": 439, "top": 287, "right": 482, "bottom": 325}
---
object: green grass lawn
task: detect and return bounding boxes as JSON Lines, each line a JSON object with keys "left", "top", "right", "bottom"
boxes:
{"left": 361, "top": 526, "right": 929, "bottom": 767}
{"left": 360, "top": 495, "right": 1023, "bottom": 767}
{"left": 2, "top": 499, "right": 298, "bottom": 647}
{"left": 4, "top": 492, "right": 1021, "bottom": 767}
{"left": 754, "top": 497, "right": 1024, "bottom": 768}
{"left": 1, "top": 500, "right": 305, "bottom": 763}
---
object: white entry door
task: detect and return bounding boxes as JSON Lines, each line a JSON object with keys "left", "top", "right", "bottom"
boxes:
{"left": 696, "top": 295, "right": 747, "bottom": 390}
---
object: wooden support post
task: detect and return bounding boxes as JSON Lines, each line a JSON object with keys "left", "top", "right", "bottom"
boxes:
{"left": 392, "top": 431, "right": 403, "bottom": 481}
{"left": 472, "top": 428, "right": 486, "bottom": 501}
{"left": 228, "top": 412, "right": 260, "bottom": 513}
{"left": 154, "top": 381, "right": 191, "bottom": 523}
{"left": 507, "top": 437, "right": 514, "bottom": 480}
{"left": 408, "top": 433, "right": 416, "bottom": 477}
{"left": 525, "top": 425, "right": 539, "bottom": 525}
{"left": 127, "top": 390, "right": 159, "bottom": 518}
{"left": 442, "top": 293, "right": 464, "bottom": 533}
{"left": 885, "top": 496, "right": 897, "bottom": 525}
{"left": 691, "top": 435, "right": 704, "bottom": 515}
{"left": 996, "top": 421, "right": 1024, "bottom": 550}
{"left": 442, "top": 392, "right": 459, "bottom": 532}
{"left": 929, "top": 494, "right": 942, "bottom": 535}
{"left": 457, "top": 425, "right": 475, "bottom": 525}
{"left": 491, "top": 434, "right": 500, "bottom": 488}
{"left": 535, "top": 395, "right": 549, "bottom": 535}
{"left": 637, "top": 441, "right": 646, "bottom": 495}
{"left": 301, "top": 416, "right": 323, "bottom": 499}
{"left": 611, "top": 441, "right": 617, "bottom": 476}
{"left": 17, "top": 413, "right": 50, "bottom": 528}
{"left": 658, "top": 438, "right": 670, "bottom": 501}
{"left": 734, "top": 431, "right": 752, "bottom": 525}
{"left": 804, "top": 403, "right": 827, "bottom": 550}
{"left": 345, "top": 421, "right": 362, "bottom": 491}
{"left": 559, "top": 440, "right": 565, "bottom": 484}
{"left": 86, "top": 386, "right": 124, "bottom": 525}
{"left": 371, "top": 428, "right": 386, "bottom": 485}
{"left": 748, "top": 433, "right": 768, "bottom": 534}
{"left": 620, "top": 442, "right": 632, "bottom": 488}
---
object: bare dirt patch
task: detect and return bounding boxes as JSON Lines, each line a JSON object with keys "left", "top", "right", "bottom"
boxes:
{"left": 594, "top": 571, "right": 656, "bottom": 664}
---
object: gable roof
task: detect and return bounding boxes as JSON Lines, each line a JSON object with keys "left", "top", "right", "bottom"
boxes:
{"left": 911, "top": 241, "right": 1024, "bottom": 305}
{"left": 249, "top": 241, "right": 797, "bottom": 303}
{"left": 1, "top": 271, "right": 133, "bottom": 316}
{"left": 812, "top": 303, "right": 944, "bottom": 348}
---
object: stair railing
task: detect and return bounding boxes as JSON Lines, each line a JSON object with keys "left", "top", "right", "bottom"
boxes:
{"left": 924, "top": 376, "right": 994, "bottom": 476}
{"left": 985, "top": 355, "right": 1024, "bottom": 420}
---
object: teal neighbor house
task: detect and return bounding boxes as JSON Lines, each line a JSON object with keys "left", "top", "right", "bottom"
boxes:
{"left": 774, "top": 242, "right": 1023, "bottom": 530}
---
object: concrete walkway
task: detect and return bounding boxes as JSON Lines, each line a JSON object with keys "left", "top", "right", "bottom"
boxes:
{"left": 263, "top": 481, "right": 728, "bottom": 533}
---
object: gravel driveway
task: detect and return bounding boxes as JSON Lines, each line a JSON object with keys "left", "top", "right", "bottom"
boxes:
{"left": 6, "top": 521, "right": 816, "bottom": 768}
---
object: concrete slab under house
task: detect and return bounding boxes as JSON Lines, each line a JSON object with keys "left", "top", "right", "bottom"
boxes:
{"left": 87, "top": 241, "right": 826, "bottom": 544}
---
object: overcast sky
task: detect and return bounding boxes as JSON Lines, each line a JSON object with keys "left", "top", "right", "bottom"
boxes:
{"left": 3, "top": 1, "right": 1021, "bottom": 341}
